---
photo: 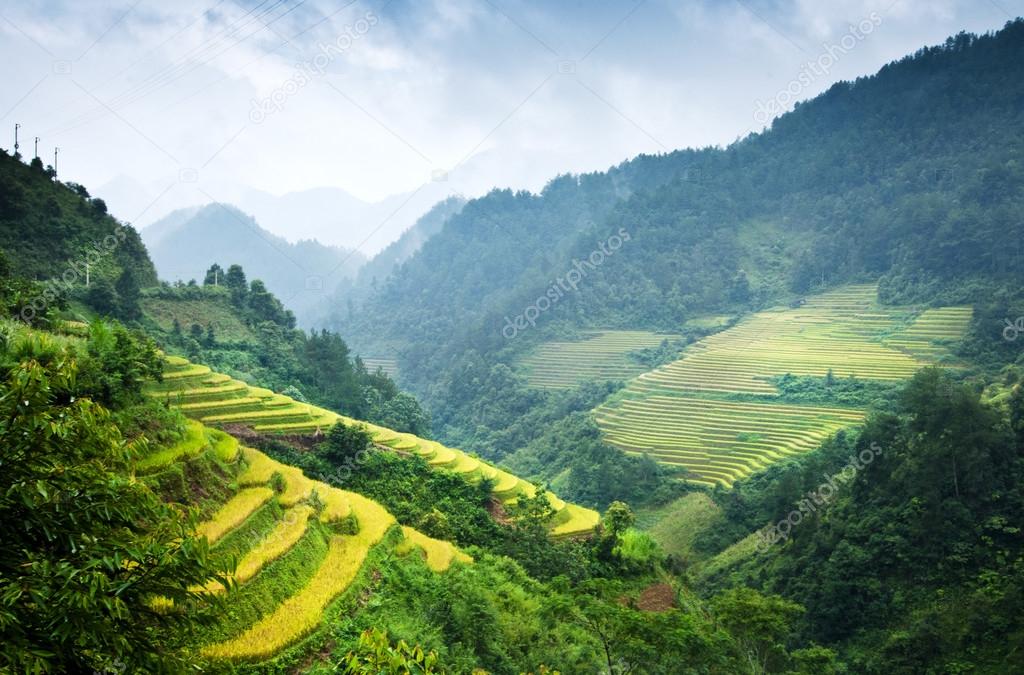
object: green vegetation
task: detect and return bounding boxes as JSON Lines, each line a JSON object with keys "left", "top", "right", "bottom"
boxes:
{"left": 0, "top": 321, "right": 227, "bottom": 673}
{"left": 695, "top": 368, "right": 1024, "bottom": 673}
{"left": 147, "top": 353, "right": 600, "bottom": 538}
{"left": 595, "top": 284, "right": 970, "bottom": 486}
{"left": 518, "top": 329, "right": 683, "bottom": 389}
{"left": 142, "top": 276, "right": 431, "bottom": 436}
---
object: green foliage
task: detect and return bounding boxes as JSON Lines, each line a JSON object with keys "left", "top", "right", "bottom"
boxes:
{"left": 0, "top": 151, "right": 157, "bottom": 288}
{"left": 0, "top": 336, "right": 226, "bottom": 673}
{"left": 504, "top": 411, "right": 680, "bottom": 509}
{"left": 77, "top": 320, "right": 164, "bottom": 408}
{"left": 549, "top": 577, "right": 736, "bottom": 674}
{"left": 704, "top": 368, "right": 1024, "bottom": 672}
{"left": 317, "top": 422, "right": 372, "bottom": 466}
{"left": 711, "top": 587, "right": 804, "bottom": 674}
{"left": 341, "top": 628, "right": 443, "bottom": 674}
{"left": 144, "top": 276, "right": 430, "bottom": 435}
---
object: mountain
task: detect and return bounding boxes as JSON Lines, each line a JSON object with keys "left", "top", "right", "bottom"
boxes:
{"left": 236, "top": 181, "right": 462, "bottom": 256}
{"left": 142, "top": 203, "right": 366, "bottom": 324}
{"left": 326, "top": 20, "right": 1024, "bottom": 440}
{"left": 312, "top": 196, "right": 466, "bottom": 326}
{"left": 0, "top": 151, "right": 156, "bottom": 287}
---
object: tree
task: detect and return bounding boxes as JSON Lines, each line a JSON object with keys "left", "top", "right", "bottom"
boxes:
{"left": 711, "top": 586, "right": 805, "bottom": 674}
{"left": 203, "top": 263, "right": 224, "bottom": 286}
{"left": 86, "top": 277, "right": 118, "bottom": 316}
{"left": 317, "top": 421, "right": 372, "bottom": 465}
{"left": 225, "top": 264, "right": 247, "bottom": 305}
{"left": 597, "top": 500, "right": 635, "bottom": 563}
{"left": 0, "top": 336, "right": 227, "bottom": 673}
{"left": 115, "top": 267, "right": 141, "bottom": 320}
{"left": 342, "top": 628, "right": 442, "bottom": 674}
{"left": 553, "top": 578, "right": 728, "bottom": 674}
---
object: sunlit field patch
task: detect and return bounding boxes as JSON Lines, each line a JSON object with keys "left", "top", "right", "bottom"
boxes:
{"left": 594, "top": 284, "right": 972, "bottom": 486}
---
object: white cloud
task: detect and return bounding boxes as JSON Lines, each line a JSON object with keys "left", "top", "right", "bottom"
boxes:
{"left": 0, "top": 0, "right": 1020, "bottom": 252}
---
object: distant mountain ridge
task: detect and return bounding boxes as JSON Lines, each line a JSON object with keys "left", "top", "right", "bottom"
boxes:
{"left": 311, "top": 196, "right": 466, "bottom": 326}
{"left": 142, "top": 203, "right": 366, "bottom": 324}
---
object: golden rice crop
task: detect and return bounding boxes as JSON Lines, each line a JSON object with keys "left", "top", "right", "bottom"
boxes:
{"left": 202, "top": 504, "right": 313, "bottom": 594}
{"left": 398, "top": 526, "right": 472, "bottom": 572}
{"left": 203, "top": 493, "right": 395, "bottom": 660}
{"left": 136, "top": 420, "right": 208, "bottom": 471}
{"left": 318, "top": 486, "right": 352, "bottom": 523}
{"left": 196, "top": 487, "right": 274, "bottom": 544}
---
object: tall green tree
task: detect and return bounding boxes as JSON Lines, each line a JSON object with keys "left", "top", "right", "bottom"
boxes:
{"left": 0, "top": 336, "right": 227, "bottom": 673}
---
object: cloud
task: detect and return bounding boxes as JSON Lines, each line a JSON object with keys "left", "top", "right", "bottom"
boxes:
{"left": 0, "top": 0, "right": 1020, "bottom": 254}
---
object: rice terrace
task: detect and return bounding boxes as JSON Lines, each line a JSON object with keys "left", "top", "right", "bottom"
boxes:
{"left": 572, "top": 284, "right": 972, "bottom": 487}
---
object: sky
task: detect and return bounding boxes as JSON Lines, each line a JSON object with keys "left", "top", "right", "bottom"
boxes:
{"left": 1, "top": 0, "right": 1022, "bottom": 249}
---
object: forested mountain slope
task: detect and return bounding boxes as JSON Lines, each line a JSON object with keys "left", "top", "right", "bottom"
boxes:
{"left": 0, "top": 151, "right": 156, "bottom": 288}
{"left": 324, "top": 21, "right": 1024, "bottom": 466}
{"left": 144, "top": 204, "right": 365, "bottom": 324}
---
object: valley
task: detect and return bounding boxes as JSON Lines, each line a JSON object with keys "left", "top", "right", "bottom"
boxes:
{"left": 1, "top": 12, "right": 1023, "bottom": 674}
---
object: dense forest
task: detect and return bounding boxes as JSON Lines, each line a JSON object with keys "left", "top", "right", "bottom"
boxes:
{"left": 320, "top": 20, "right": 1024, "bottom": 505}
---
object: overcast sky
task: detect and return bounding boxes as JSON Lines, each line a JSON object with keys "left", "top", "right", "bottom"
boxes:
{"left": 1, "top": 0, "right": 1021, "bottom": 240}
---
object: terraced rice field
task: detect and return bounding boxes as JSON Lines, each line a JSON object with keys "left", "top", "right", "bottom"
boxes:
{"left": 147, "top": 356, "right": 599, "bottom": 539}
{"left": 141, "top": 421, "right": 475, "bottom": 663}
{"left": 519, "top": 330, "right": 682, "bottom": 389}
{"left": 596, "top": 396, "right": 864, "bottom": 487}
{"left": 595, "top": 284, "right": 973, "bottom": 487}
{"left": 361, "top": 356, "right": 399, "bottom": 378}
{"left": 883, "top": 306, "right": 974, "bottom": 358}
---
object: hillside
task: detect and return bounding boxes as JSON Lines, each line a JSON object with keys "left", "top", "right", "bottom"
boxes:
{"left": 0, "top": 150, "right": 156, "bottom": 288}
{"left": 143, "top": 204, "right": 365, "bottom": 324}
{"left": 320, "top": 21, "right": 1024, "bottom": 490}
{"left": 1, "top": 318, "right": 741, "bottom": 673}
{"left": 591, "top": 283, "right": 971, "bottom": 486}
{"left": 148, "top": 354, "right": 599, "bottom": 538}
{"left": 316, "top": 196, "right": 466, "bottom": 327}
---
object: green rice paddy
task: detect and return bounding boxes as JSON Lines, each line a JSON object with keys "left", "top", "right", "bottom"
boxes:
{"left": 519, "top": 330, "right": 682, "bottom": 389}
{"left": 591, "top": 284, "right": 973, "bottom": 487}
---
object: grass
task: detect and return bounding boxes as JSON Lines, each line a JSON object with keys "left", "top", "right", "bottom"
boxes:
{"left": 142, "top": 296, "right": 256, "bottom": 343}
{"left": 518, "top": 330, "right": 682, "bottom": 389}
{"left": 637, "top": 492, "right": 725, "bottom": 561}
{"left": 593, "top": 284, "right": 973, "bottom": 486}
{"left": 196, "top": 487, "right": 275, "bottom": 545}
{"left": 398, "top": 526, "right": 473, "bottom": 572}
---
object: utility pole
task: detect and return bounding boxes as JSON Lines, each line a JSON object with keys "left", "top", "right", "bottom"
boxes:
{"left": 34, "top": 137, "right": 39, "bottom": 158}
{"left": 53, "top": 147, "right": 59, "bottom": 177}
{"left": 85, "top": 262, "right": 90, "bottom": 288}
{"left": 13, "top": 123, "right": 19, "bottom": 156}
{"left": 214, "top": 268, "right": 219, "bottom": 286}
